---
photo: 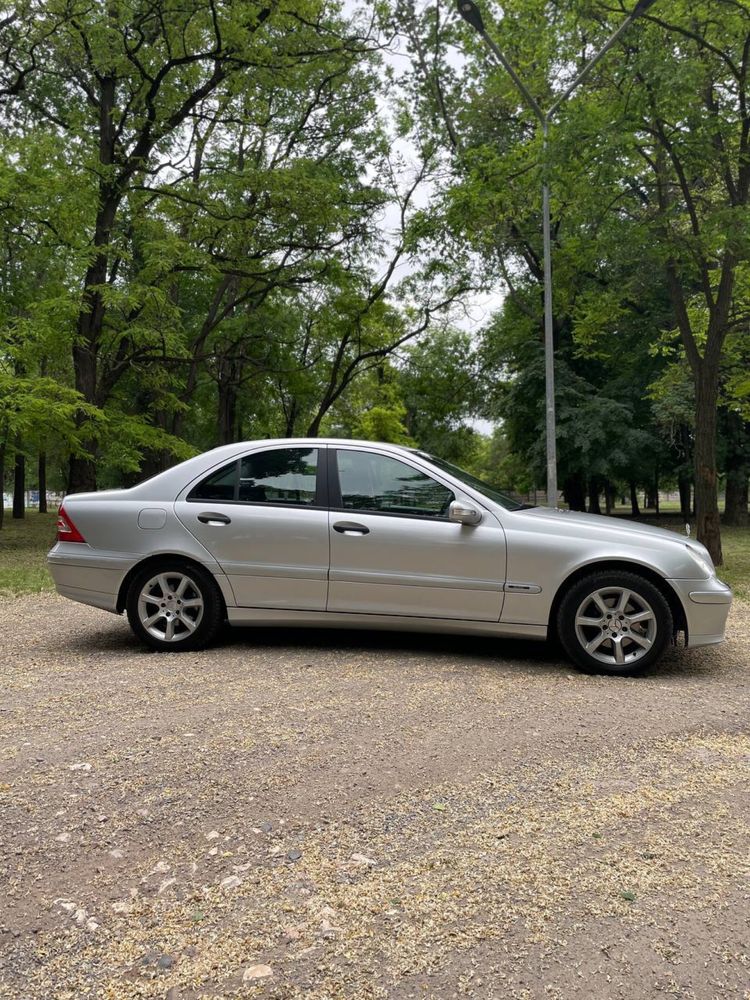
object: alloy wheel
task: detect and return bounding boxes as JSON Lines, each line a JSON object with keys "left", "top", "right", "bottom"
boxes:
{"left": 137, "top": 572, "right": 204, "bottom": 643}
{"left": 573, "top": 586, "right": 657, "bottom": 667}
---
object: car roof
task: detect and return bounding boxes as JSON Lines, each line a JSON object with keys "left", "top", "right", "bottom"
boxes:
{"left": 124, "top": 438, "right": 422, "bottom": 501}
{"left": 217, "top": 437, "right": 417, "bottom": 450}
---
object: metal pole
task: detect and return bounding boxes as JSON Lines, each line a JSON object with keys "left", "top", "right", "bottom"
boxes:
{"left": 454, "top": 0, "right": 656, "bottom": 508}
{"left": 541, "top": 120, "right": 557, "bottom": 507}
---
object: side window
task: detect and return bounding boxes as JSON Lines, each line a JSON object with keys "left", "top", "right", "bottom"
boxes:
{"left": 239, "top": 448, "right": 318, "bottom": 505}
{"left": 188, "top": 460, "right": 238, "bottom": 502}
{"left": 188, "top": 449, "right": 319, "bottom": 505}
{"left": 336, "top": 450, "right": 453, "bottom": 518}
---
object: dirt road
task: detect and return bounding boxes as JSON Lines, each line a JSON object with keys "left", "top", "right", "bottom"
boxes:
{"left": 1, "top": 594, "right": 748, "bottom": 999}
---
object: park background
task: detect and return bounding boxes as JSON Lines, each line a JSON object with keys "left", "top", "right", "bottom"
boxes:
{"left": 1, "top": 0, "right": 748, "bottom": 578}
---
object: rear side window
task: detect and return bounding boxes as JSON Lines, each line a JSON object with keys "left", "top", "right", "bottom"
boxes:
{"left": 187, "top": 448, "right": 319, "bottom": 505}
{"left": 188, "top": 461, "right": 238, "bottom": 502}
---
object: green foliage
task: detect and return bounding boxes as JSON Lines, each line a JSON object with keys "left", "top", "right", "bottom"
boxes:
{"left": 0, "top": 0, "right": 748, "bottom": 555}
{"left": 396, "top": 0, "right": 750, "bottom": 538}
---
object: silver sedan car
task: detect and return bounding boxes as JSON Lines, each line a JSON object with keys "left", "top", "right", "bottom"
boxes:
{"left": 48, "top": 438, "right": 732, "bottom": 675}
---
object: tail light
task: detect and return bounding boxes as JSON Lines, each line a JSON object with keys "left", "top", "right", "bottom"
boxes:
{"left": 56, "top": 506, "right": 86, "bottom": 543}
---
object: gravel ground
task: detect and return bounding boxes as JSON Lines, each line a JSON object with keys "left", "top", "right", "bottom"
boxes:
{"left": 1, "top": 594, "right": 748, "bottom": 1000}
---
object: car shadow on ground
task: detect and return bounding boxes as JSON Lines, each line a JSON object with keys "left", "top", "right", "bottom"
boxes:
{"left": 65, "top": 612, "right": 716, "bottom": 682}
{"left": 76, "top": 613, "right": 571, "bottom": 674}
{"left": 223, "top": 622, "right": 563, "bottom": 666}
{"left": 217, "top": 624, "right": 713, "bottom": 681}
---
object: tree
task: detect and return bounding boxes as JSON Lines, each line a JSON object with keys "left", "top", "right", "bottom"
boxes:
{"left": 0, "top": 0, "right": 385, "bottom": 491}
{"left": 399, "top": 0, "right": 749, "bottom": 562}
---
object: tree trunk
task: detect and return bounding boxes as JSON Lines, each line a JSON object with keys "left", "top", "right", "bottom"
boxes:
{"left": 306, "top": 414, "right": 322, "bottom": 437}
{"left": 563, "top": 473, "right": 586, "bottom": 512}
{"left": 67, "top": 75, "right": 119, "bottom": 496}
{"left": 217, "top": 378, "right": 238, "bottom": 446}
{"left": 722, "top": 412, "right": 748, "bottom": 527}
{"left": 604, "top": 481, "right": 615, "bottom": 515}
{"left": 13, "top": 446, "right": 25, "bottom": 518}
{"left": 693, "top": 366, "right": 723, "bottom": 564}
{"left": 68, "top": 451, "right": 98, "bottom": 495}
{"left": 629, "top": 481, "right": 640, "bottom": 518}
{"left": 724, "top": 469, "right": 748, "bottom": 527}
{"left": 678, "top": 473, "right": 691, "bottom": 522}
{"left": 38, "top": 452, "right": 47, "bottom": 513}
{"left": 284, "top": 398, "right": 299, "bottom": 437}
{"left": 588, "top": 478, "right": 601, "bottom": 515}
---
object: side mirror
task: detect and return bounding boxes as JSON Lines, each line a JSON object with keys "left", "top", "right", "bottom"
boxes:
{"left": 449, "top": 499, "right": 482, "bottom": 526}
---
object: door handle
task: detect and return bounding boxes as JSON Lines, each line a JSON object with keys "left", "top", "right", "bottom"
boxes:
{"left": 333, "top": 521, "right": 369, "bottom": 535}
{"left": 197, "top": 512, "right": 231, "bottom": 525}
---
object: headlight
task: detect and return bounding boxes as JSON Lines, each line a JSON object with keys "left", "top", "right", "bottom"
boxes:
{"left": 686, "top": 545, "right": 714, "bottom": 578}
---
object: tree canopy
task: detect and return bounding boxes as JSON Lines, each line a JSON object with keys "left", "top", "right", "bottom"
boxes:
{"left": 1, "top": 0, "right": 748, "bottom": 560}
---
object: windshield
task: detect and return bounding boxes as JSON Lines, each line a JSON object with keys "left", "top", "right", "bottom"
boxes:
{"left": 418, "top": 453, "right": 526, "bottom": 511}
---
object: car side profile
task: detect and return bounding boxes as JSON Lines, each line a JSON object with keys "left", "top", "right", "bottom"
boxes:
{"left": 48, "top": 439, "right": 732, "bottom": 675}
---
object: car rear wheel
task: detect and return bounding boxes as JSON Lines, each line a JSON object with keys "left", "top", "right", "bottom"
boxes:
{"left": 126, "top": 563, "right": 223, "bottom": 652}
{"left": 557, "top": 571, "right": 673, "bottom": 676}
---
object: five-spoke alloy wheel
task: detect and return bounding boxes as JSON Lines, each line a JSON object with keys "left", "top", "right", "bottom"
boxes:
{"left": 127, "top": 562, "right": 223, "bottom": 651}
{"left": 558, "top": 571, "right": 672, "bottom": 675}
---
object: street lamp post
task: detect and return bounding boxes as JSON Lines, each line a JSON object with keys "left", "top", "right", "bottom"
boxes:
{"left": 455, "top": 0, "right": 657, "bottom": 508}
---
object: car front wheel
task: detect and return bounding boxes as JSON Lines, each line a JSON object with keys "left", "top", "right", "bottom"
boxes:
{"left": 126, "top": 563, "right": 223, "bottom": 652}
{"left": 557, "top": 571, "right": 673, "bottom": 676}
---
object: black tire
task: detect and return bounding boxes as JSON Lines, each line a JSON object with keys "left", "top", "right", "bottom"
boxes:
{"left": 556, "top": 570, "right": 673, "bottom": 676}
{"left": 126, "top": 561, "right": 224, "bottom": 652}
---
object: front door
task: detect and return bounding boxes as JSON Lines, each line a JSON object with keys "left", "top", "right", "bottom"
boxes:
{"left": 175, "top": 446, "right": 329, "bottom": 610}
{"left": 327, "top": 448, "right": 506, "bottom": 621}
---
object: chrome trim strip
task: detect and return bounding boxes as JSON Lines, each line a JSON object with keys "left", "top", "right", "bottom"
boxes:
{"left": 503, "top": 581, "right": 542, "bottom": 594}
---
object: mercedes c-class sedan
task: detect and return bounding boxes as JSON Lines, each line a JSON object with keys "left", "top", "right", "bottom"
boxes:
{"left": 48, "top": 439, "right": 732, "bottom": 675}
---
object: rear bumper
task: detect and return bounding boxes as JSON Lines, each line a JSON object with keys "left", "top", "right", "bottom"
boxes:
{"left": 48, "top": 543, "right": 134, "bottom": 614}
{"left": 667, "top": 577, "right": 733, "bottom": 648}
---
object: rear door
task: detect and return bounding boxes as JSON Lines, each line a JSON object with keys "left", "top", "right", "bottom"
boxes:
{"left": 175, "top": 446, "right": 329, "bottom": 610}
{"left": 327, "top": 447, "right": 506, "bottom": 620}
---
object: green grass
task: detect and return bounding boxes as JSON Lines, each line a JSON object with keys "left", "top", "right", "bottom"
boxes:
{"left": 705, "top": 526, "right": 750, "bottom": 601}
{"left": 0, "top": 506, "right": 747, "bottom": 602}
{"left": 0, "top": 511, "right": 57, "bottom": 597}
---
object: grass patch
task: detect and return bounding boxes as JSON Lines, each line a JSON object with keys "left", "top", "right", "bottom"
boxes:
{"left": 713, "top": 525, "right": 750, "bottom": 601}
{"left": 0, "top": 511, "right": 57, "bottom": 597}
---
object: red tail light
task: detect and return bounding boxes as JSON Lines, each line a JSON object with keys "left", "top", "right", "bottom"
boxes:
{"left": 56, "top": 506, "right": 86, "bottom": 543}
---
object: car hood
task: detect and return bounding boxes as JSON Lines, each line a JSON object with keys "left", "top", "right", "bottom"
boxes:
{"left": 519, "top": 506, "right": 711, "bottom": 559}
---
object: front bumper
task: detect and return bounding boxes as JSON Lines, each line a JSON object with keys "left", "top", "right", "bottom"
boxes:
{"left": 667, "top": 576, "right": 733, "bottom": 647}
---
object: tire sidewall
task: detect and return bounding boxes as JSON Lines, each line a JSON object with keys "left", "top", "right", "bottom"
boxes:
{"left": 126, "top": 562, "right": 223, "bottom": 652}
{"left": 557, "top": 571, "right": 673, "bottom": 676}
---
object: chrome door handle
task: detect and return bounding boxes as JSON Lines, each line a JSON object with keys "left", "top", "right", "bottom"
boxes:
{"left": 197, "top": 512, "right": 231, "bottom": 525}
{"left": 333, "top": 521, "right": 369, "bottom": 535}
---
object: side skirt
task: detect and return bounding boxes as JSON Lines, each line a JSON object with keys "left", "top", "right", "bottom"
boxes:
{"left": 226, "top": 607, "right": 547, "bottom": 641}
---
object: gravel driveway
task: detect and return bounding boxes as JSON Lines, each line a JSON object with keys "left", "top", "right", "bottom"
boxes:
{"left": 1, "top": 594, "right": 748, "bottom": 999}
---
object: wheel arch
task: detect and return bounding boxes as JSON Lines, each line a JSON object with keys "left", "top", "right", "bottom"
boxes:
{"left": 547, "top": 560, "right": 687, "bottom": 642}
{"left": 116, "top": 553, "right": 228, "bottom": 616}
